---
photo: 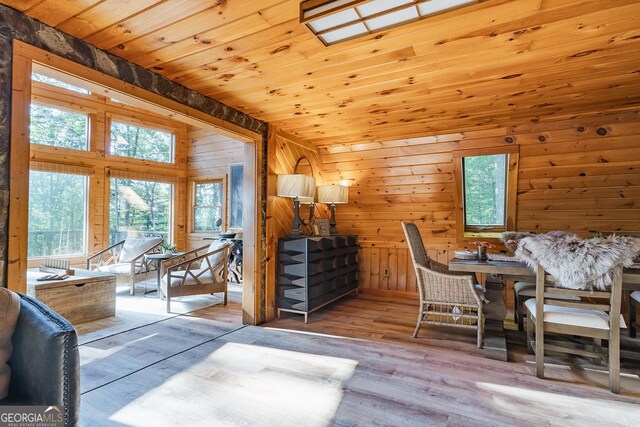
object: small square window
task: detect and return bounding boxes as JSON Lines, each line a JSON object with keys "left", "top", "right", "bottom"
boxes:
{"left": 463, "top": 154, "right": 508, "bottom": 228}
{"left": 193, "top": 181, "right": 224, "bottom": 232}
{"left": 454, "top": 147, "right": 518, "bottom": 241}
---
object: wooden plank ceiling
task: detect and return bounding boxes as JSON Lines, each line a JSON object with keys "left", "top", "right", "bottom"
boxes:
{"left": 3, "top": 0, "right": 640, "bottom": 145}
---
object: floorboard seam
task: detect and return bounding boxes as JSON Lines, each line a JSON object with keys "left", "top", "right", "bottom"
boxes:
{"left": 80, "top": 324, "right": 248, "bottom": 395}
{"left": 79, "top": 296, "right": 231, "bottom": 346}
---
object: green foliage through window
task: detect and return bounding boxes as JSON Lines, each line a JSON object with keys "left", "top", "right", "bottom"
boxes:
{"left": 194, "top": 181, "right": 223, "bottom": 232}
{"left": 110, "top": 121, "right": 174, "bottom": 163}
{"left": 110, "top": 178, "right": 172, "bottom": 244}
{"left": 28, "top": 171, "right": 87, "bottom": 257}
{"left": 30, "top": 104, "right": 89, "bottom": 150}
{"left": 463, "top": 154, "right": 507, "bottom": 227}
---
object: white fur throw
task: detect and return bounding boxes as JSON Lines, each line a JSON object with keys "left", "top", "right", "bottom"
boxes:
{"left": 515, "top": 232, "right": 640, "bottom": 290}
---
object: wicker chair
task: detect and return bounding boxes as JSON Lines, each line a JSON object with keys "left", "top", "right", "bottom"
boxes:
{"left": 402, "top": 221, "right": 484, "bottom": 348}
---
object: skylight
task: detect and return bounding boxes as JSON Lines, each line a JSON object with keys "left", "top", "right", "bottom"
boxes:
{"left": 301, "top": 0, "right": 478, "bottom": 46}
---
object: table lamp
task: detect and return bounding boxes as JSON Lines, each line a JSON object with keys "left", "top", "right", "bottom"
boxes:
{"left": 317, "top": 184, "right": 348, "bottom": 236}
{"left": 276, "top": 174, "right": 316, "bottom": 237}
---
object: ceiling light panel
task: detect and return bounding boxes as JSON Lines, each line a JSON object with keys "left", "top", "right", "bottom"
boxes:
{"left": 355, "top": 0, "right": 414, "bottom": 17}
{"left": 365, "top": 7, "right": 419, "bottom": 31}
{"left": 320, "top": 22, "right": 368, "bottom": 44}
{"left": 308, "top": 8, "right": 360, "bottom": 33}
{"left": 418, "top": 0, "right": 478, "bottom": 17}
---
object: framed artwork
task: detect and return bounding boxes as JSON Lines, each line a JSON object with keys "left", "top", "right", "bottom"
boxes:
{"left": 229, "top": 163, "right": 244, "bottom": 229}
{"left": 314, "top": 219, "right": 330, "bottom": 237}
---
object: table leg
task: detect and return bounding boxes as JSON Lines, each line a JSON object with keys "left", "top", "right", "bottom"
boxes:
{"left": 156, "top": 261, "right": 162, "bottom": 298}
{"left": 482, "top": 276, "right": 508, "bottom": 361}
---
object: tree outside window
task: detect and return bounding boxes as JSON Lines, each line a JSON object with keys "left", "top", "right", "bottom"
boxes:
{"left": 110, "top": 120, "right": 174, "bottom": 163}
{"left": 30, "top": 104, "right": 89, "bottom": 150}
{"left": 110, "top": 177, "right": 172, "bottom": 244}
{"left": 463, "top": 154, "right": 508, "bottom": 228}
{"left": 28, "top": 171, "right": 88, "bottom": 257}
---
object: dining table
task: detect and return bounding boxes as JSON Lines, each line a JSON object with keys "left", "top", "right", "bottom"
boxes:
{"left": 448, "top": 257, "right": 640, "bottom": 361}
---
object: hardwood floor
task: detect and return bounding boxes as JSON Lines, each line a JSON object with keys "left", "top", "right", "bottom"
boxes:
{"left": 79, "top": 292, "right": 640, "bottom": 426}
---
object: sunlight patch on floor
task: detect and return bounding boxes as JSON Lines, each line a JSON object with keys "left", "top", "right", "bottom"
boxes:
{"left": 108, "top": 342, "right": 357, "bottom": 427}
{"left": 80, "top": 333, "right": 159, "bottom": 365}
{"left": 477, "top": 381, "right": 640, "bottom": 425}
{"left": 263, "top": 326, "right": 370, "bottom": 342}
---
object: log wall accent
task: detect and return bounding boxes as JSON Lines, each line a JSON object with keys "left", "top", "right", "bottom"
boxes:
{"left": 186, "top": 125, "right": 244, "bottom": 250}
{"left": 265, "top": 126, "right": 330, "bottom": 320}
{"left": 318, "top": 111, "right": 640, "bottom": 300}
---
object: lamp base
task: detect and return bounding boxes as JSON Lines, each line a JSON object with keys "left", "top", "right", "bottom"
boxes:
{"left": 329, "top": 204, "right": 338, "bottom": 236}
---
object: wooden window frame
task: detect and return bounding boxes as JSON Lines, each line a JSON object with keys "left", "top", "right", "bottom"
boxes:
{"left": 105, "top": 113, "right": 178, "bottom": 166}
{"left": 29, "top": 100, "right": 95, "bottom": 152}
{"left": 10, "top": 41, "right": 264, "bottom": 326}
{"left": 453, "top": 145, "right": 519, "bottom": 243}
{"left": 190, "top": 178, "right": 226, "bottom": 234}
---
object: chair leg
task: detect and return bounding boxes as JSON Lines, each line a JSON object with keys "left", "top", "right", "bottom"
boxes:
{"left": 593, "top": 338, "right": 603, "bottom": 365}
{"left": 223, "top": 290, "right": 228, "bottom": 306}
{"left": 513, "top": 288, "right": 518, "bottom": 323}
{"left": 533, "top": 307, "right": 544, "bottom": 378}
{"left": 413, "top": 303, "right": 424, "bottom": 338}
{"left": 477, "top": 313, "right": 484, "bottom": 349}
{"left": 630, "top": 299, "right": 637, "bottom": 338}
{"left": 526, "top": 312, "right": 534, "bottom": 354}
{"left": 609, "top": 328, "right": 620, "bottom": 393}
{"left": 130, "top": 280, "right": 135, "bottom": 296}
{"left": 517, "top": 297, "right": 526, "bottom": 332}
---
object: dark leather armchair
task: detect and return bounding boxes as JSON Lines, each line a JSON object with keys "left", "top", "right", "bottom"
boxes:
{"left": 0, "top": 293, "right": 80, "bottom": 427}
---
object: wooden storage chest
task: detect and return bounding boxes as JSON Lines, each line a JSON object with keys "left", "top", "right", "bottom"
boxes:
{"left": 26, "top": 269, "right": 117, "bottom": 325}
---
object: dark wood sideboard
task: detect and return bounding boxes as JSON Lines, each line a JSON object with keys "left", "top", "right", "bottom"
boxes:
{"left": 277, "top": 235, "right": 359, "bottom": 323}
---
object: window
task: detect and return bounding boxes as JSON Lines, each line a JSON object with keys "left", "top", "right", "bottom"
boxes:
{"left": 28, "top": 170, "right": 88, "bottom": 257}
{"left": 453, "top": 146, "right": 518, "bottom": 240}
{"left": 192, "top": 181, "right": 224, "bottom": 232}
{"left": 463, "top": 154, "right": 507, "bottom": 228}
{"left": 30, "top": 104, "right": 89, "bottom": 150}
{"left": 109, "top": 177, "right": 172, "bottom": 244}
{"left": 31, "top": 72, "right": 90, "bottom": 94}
{"left": 110, "top": 120, "right": 174, "bottom": 163}
{"left": 229, "top": 164, "right": 244, "bottom": 229}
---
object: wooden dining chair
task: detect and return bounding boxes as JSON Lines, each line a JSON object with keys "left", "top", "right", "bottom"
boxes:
{"left": 526, "top": 262, "right": 623, "bottom": 393}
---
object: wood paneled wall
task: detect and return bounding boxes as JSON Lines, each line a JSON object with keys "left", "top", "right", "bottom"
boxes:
{"left": 318, "top": 111, "right": 640, "bottom": 300}
{"left": 185, "top": 125, "right": 244, "bottom": 250}
{"left": 265, "top": 126, "right": 330, "bottom": 320}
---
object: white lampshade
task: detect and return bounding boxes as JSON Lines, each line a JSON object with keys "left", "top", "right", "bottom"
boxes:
{"left": 317, "top": 184, "right": 348, "bottom": 204}
{"left": 276, "top": 174, "right": 315, "bottom": 199}
{"left": 298, "top": 196, "right": 315, "bottom": 205}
